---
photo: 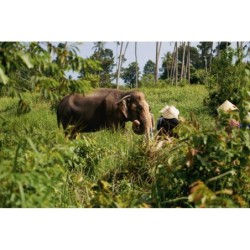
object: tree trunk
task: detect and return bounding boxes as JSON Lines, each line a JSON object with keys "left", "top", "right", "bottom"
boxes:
{"left": 116, "top": 42, "right": 124, "bottom": 88}
{"left": 135, "top": 42, "right": 138, "bottom": 88}
{"left": 175, "top": 42, "right": 178, "bottom": 85}
{"left": 209, "top": 42, "right": 213, "bottom": 72}
{"left": 236, "top": 41, "right": 243, "bottom": 62}
{"left": 171, "top": 43, "right": 177, "bottom": 85}
{"left": 180, "top": 42, "right": 186, "bottom": 81}
{"left": 154, "top": 42, "right": 162, "bottom": 85}
{"left": 116, "top": 42, "right": 129, "bottom": 88}
{"left": 115, "top": 42, "right": 119, "bottom": 78}
{"left": 217, "top": 42, "right": 220, "bottom": 57}
{"left": 123, "top": 42, "right": 129, "bottom": 59}
{"left": 185, "top": 42, "right": 190, "bottom": 83}
{"left": 120, "top": 42, "right": 129, "bottom": 75}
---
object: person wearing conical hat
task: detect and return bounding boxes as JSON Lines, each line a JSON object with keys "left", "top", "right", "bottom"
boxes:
{"left": 217, "top": 100, "right": 240, "bottom": 134}
{"left": 156, "top": 105, "right": 180, "bottom": 137}
{"left": 218, "top": 100, "right": 250, "bottom": 133}
{"left": 217, "top": 100, "right": 238, "bottom": 112}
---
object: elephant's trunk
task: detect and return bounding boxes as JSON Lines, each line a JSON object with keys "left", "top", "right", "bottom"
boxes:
{"left": 132, "top": 112, "right": 153, "bottom": 140}
{"left": 130, "top": 98, "right": 153, "bottom": 140}
{"left": 132, "top": 120, "right": 144, "bottom": 135}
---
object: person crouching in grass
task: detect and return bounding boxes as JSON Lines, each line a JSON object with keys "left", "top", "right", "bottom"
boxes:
{"left": 217, "top": 100, "right": 240, "bottom": 134}
{"left": 156, "top": 105, "right": 180, "bottom": 138}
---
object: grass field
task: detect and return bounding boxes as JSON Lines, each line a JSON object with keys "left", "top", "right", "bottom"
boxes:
{"left": 2, "top": 84, "right": 248, "bottom": 208}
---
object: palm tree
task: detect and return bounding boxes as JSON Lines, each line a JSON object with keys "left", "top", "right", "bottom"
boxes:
{"left": 236, "top": 41, "right": 244, "bottom": 62}
{"left": 154, "top": 42, "right": 162, "bottom": 85}
{"left": 180, "top": 42, "right": 186, "bottom": 81}
{"left": 135, "top": 42, "right": 138, "bottom": 88}
{"left": 185, "top": 42, "right": 190, "bottom": 83}
{"left": 115, "top": 42, "right": 120, "bottom": 77}
{"left": 209, "top": 42, "right": 213, "bottom": 72}
{"left": 175, "top": 42, "right": 178, "bottom": 85}
{"left": 116, "top": 42, "right": 129, "bottom": 88}
{"left": 92, "top": 42, "right": 105, "bottom": 54}
{"left": 116, "top": 42, "right": 124, "bottom": 88}
{"left": 170, "top": 43, "right": 177, "bottom": 83}
{"left": 171, "top": 42, "right": 178, "bottom": 85}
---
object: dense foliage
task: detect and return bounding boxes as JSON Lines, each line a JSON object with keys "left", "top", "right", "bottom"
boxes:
{"left": 121, "top": 62, "right": 140, "bottom": 88}
{"left": 0, "top": 84, "right": 249, "bottom": 208}
{"left": 204, "top": 47, "right": 250, "bottom": 114}
{"left": 79, "top": 42, "right": 115, "bottom": 87}
{"left": 0, "top": 42, "right": 100, "bottom": 105}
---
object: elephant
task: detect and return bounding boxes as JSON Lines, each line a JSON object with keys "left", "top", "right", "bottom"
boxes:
{"left": 57, "top": 88, "right": 153, "bottom": 139}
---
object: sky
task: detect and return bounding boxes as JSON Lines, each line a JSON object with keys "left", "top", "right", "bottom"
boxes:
{"left": 70, "top": 41, "right": 190, "bottom": 79}
{"left": 78, "top": 42, "right": 175, "bottom": 71}
{"left": 68, "top": 41, "right": 248, "bottom": 80}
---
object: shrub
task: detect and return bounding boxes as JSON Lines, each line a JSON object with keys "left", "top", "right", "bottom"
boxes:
{"left": 146, "top": 110, "right": 250, "bottom": 208}
{"left": 190, "top": 69, "right": 207, "bottom": 84}
{"left": 204, "top": 48, "right": 249, "bottom": 114}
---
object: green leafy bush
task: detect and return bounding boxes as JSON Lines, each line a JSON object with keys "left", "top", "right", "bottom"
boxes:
{"left": 204, "top": 48, "right": 249, "bottom": 114}
{"left": 146, "top": 111, "right": 250, "bottom": 208}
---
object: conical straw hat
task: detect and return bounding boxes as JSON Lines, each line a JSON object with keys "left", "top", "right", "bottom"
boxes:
{"left": 160, "top": 105, "right": 179, "bottom": 119}
{"left": 218, "top": 100, "right": 238, "bottom": 112}
{"left": 160, "top": 105, "right": 169, "bottom": 114}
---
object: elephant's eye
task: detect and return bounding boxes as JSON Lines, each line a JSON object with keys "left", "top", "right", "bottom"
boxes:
{"left": 137, "top": 105, "right": 143, "bottom": 112}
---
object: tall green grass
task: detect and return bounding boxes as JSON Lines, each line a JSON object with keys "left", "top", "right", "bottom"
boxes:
{"left": 1, "top": 85, "right": 248, "bottom": 208}
{"left": 143, "top": 85, "right": 211, "bottom": 129}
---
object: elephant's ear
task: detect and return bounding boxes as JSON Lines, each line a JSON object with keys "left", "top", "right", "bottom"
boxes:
{"left": 117, "top": 95, "right": 131, "bottom": 119}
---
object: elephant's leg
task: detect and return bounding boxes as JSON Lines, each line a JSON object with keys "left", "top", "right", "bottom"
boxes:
{"left": 69, "top": 125, "right": 79, "bottom": 139}
{"left": 120, "top": 121, "right": 126, "bottom": 129}
{"left": 61, "top": 121, "right": 70, "bottom": 137}
{"left": 106, "top": 121, "right": 119, "bottom": 131}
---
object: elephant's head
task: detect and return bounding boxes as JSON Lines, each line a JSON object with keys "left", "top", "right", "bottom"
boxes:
{"left": 117, "top": 91, "right": 153, "bottom": 138}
